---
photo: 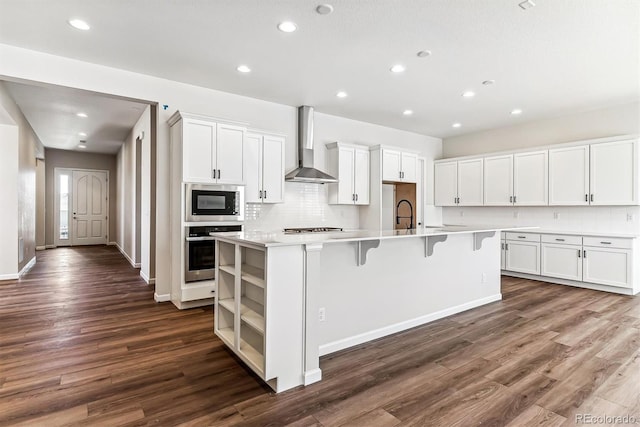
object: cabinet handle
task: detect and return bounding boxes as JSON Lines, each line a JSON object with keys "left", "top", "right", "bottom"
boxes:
{"left": 585, "top": 194, "right": 588, "bottom": 202}
{"left": 263, "top": 190, "right": 267, "bottom": 199}
{"left": 352, "top": 194, "right": 355, "bottom": 202}
{"left": 501, "top": 243, "right": 504, "bottom": 250}
{"left": 513, "top": 195, "right": 517, "bottom": 203}
{"left": 590, "top": 194, "right": 594, "bottom": 202}
{"left": 212, "top": 169, "right": 216, "bottom": 179}
{"left": 259, "top": 190, "right": 263, "bottom": 199}
{"left": 555, "top": 238, "right": 565, "bottom": 242}
{"left": 600, "top": 241, "right": 611, "bottom": 245}
{"left": 583, "top": 250, "right": 587, "bottom": 258}
{"left": 578, "top": 249, "right": 581, "bottom": 258}
{"left": 505, "top": 243, "right": 508, "bottom": 250}
{"left": 218, "top": 169, "right": 221, "bottom": 179}
{"left": 509, "top": 196, "right": 513, "bottom": 203}
{"left": 355, "top": 194, "right": 359, "bottom": 201}
{"left": 517, "top": 236, "right": 526, "bottom": 239}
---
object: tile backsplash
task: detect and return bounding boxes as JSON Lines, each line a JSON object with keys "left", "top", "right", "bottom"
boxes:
{"left": 244, "top": 182, "right": 359, "bottom": 231}
{"left": 443, "top": 206, "right": 640, "bottom": 235}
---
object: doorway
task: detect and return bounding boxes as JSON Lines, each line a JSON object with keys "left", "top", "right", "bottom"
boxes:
{"left": 54, "top": 168, "right": 109, "bottom": 246}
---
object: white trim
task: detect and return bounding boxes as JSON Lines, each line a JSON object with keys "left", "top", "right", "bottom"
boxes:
{"left": 140, "top": 270, "right": 155, "bottom": 284}
{"left": 35, "top": 246, "right": 46, "bottom": 251}
{"left": 111, "top": 241, "right": 139, "bottom": 269}
{"left": 318, "top": 293, "right": 503, "bottom": 356}
{"left": 303, "top": 368, "right": 322, "bottom": 386}
{"left": 45, "top": 244, "right": 57, "bottom": 249}
{"left": 154, "top": 293, "right": 171, "bottom": 302}
{"left": 18, "top": 256, "right": 36, "bottom": 277}
{"left": 0, "top": 273, "right": 19, "bottom": 280}
{"left": 502, "top": 271, "right": 636, "bottom": 296}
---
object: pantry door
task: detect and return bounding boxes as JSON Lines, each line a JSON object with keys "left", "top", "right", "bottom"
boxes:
{"left": 71, "top": 170, "right": 108, "bottom": 246}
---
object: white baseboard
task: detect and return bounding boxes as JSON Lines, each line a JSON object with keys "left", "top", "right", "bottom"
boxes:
{"left": 319, "top": 293, "right": 503, "bottom": 356}
{"left": 18, "top": 256, "right": 36, "bottom": 278}
{"left": 35, "top": 246, "right": 46, "bottom": 251}
{"left": 45, "top": 244, "right": 56, "bottom": 249}
{"left": 0, "top": 273, "right": 19, "bottom": 281}
{"left": 502, "top": 271, "right": 636, "bottom": 296}
{"left": 140, "top": 270, "right": 155, "bottom": 284}
{"left": 154, "top": 293, "right": 171, "bottom": 302}
{"left": 303, "top": 369, "right": 322, "bottom": 386}
{"left": 110, "top": 241, "right": 140, "bottom": 269}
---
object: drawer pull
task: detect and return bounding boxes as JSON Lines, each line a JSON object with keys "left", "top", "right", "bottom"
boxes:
{"left": 600, "top": 241, "right": 611, "bottom": 245}
{"left": 555, "top": 238, "right": 565, "bottom": 242}
{"left": 517, "top": 236, "right": 526, "bottom": 239}
{"left": 578, "top": 249, "right": 581, "bottom": 258}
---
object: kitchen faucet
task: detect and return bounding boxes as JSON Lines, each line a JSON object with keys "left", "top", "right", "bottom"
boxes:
{"left": 396, "top": 199, "right": 414, "bottom": 229}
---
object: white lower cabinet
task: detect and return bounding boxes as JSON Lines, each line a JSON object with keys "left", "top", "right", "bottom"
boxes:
{"left": 214, "top": 239, "right": 305, "bottom": 392}
{"left": 583, "top": 239, "right": 633, "bottom": 288}
{"left": 505, "top": 239, "right": 540, "bottom": 275}
{"left": 500, "top": 232, "right": 506, "bottom": 270}
{"left": 541, "top": 243, "right": 583, "bottom": 281}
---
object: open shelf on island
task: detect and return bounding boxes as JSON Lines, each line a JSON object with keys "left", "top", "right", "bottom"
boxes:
{"left": 240, "top": 338, "right": 264, "bottom": 375}
{"left": 241, "top": 264, "right": 265, "bottom": 288}
{"left": 241, "top": 308, "right": 265, "bottom": 334}
{"left": 217, "top": 327, "right": 235, "bottom": 347}
{"left": 218, "top": 265, "right": 236, "bottom": 276}
{"left": 218, "top": 298, "right": 235, "bottom": 314}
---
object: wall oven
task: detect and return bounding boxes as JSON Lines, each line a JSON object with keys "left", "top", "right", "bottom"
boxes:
{"left": 186, "top": 183, "right": 244, "bottom": 222}
{"left": 185, "top": 225, "right": 242, "bottom": 282}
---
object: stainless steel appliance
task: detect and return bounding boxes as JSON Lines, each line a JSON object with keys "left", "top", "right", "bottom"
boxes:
{"left": 185, "top": 224, "right": 242, "bottom": 282}
{"left": 186, "top": 183, "right": 244, "bottom": 222}
{"left": 283, "top": 227, "right": 343, "bottom": 234}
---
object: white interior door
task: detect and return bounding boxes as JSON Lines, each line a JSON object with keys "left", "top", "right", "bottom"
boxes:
{"left": 72, "top": 170, "right": 108, "bottom": 245}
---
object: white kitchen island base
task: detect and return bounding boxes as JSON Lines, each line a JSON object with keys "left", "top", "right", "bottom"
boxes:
{"left": 213, "top": 226, "right": 528, "bottom": 392}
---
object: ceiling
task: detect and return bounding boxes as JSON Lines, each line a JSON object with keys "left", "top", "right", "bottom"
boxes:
{"left": 3, "top": 81, "right": 147, "bottom": 154}
{"left": 0, "top": 0, "right": 638, "bottom": 139}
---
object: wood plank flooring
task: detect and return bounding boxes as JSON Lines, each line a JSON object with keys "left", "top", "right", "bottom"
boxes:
{"left": 1, "top": 246, "right": 639, "bottom": 426}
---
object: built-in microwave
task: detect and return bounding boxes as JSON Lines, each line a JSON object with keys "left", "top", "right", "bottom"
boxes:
{"left": 186, "top": 184, "right": 244, "bottom": 222}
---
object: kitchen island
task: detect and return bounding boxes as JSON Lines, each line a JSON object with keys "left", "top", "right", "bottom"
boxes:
{"left": 212, "top": 225, "right": 533, "bottom": 392}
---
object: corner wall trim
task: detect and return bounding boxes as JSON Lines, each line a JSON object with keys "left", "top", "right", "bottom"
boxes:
{"left": 140, "top": 270, "right": 155, "bottom": 285}
{"left": 18, "top": 257, "right": 36, "bottom": 278}
{"left": 110, "top": 241, "right": 140, "bottom": 269}
{"left": 0, "top": 273, "right": 19, "bottom": 281}
{"left": 154, "top": 293, "right": 170, "bottom": 303}
{"left": 318, "top": 293, "right": 503, "bottom": 356}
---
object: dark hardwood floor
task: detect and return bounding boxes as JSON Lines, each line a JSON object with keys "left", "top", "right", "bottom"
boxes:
{"left": 0, "top": 246, "right": 638, "bottom": 426}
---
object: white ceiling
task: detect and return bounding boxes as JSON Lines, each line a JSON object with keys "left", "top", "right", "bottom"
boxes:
{"left": 0, "top": 0, "right": 638, "bottom": 139}
{"left": 3, "top": 81, "right": 147, "bottom": 154}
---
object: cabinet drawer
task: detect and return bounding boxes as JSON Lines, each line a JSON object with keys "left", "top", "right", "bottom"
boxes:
{"left": 541, "top": 234, "right": 582, "bottom": 245}
{"left": 505, "top": 232, "right": 540, "bottom": 242}
{"left": 583, "top": 237, "right": 633, "bottom": 249}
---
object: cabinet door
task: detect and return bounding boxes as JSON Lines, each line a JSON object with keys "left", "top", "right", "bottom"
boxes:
{"left": 434, "top": 161, "right": 458, "bottom": 206}
{"left": 244, "top": 133, "right": 263, "bottom": 203}
{"left": 335, "top": 147, "right": 356, "bottom": 204}
{"left": 590, "top": 140, "right": 639, "bottom": 205}
{"left": 401, "top": 152, "right": 417, "bottom": 183}
{"left": 458, "top": 159, "right": 484, "bottom": 206}
{"left": 262, "top": 135, "right": 285, "bottom": 203}
{"left": 382, "top": 149, "right": 402, "bottom": 181}
{"left": 549, "top": 145, "right": 589, "bottom": 205}
{"left": 583, "top": 247, "right": 632, "bottom": 288}
{"left": 216, "top": 123, "right": 245, "bottom": 184}
{"left": 541, "top": 244, "right": 582, "bottom": 280}
{"left": 354, "top": 148, "right": 370, "bottom": 205}
{"left": 484, "top": 155, "right": 513, "bottom": 206}
{"left": 514, "top": 151, "right": 548, "bottom": 205}
{"left": 505, "top": 241, "right": 540, "bottom": 275}
{"left": 183, "top": 119, "right": 215, "bottom": 183}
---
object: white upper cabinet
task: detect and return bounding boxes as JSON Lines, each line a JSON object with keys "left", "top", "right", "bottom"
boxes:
{"left": 434, "top": 159, "right": 483, "bottom": 206}
{"left": 590, "top": 139, "right": 639, "bottom": 205}
{"left": 326, "top": 142, "right": 370, "bottom": 205}
{"left": 513, "top": 151, "right": 548, "bottom": 205}
{"left": 483, "top": 155, "right": 513, "bottom": 206}
{"left": 549, "top": 145, "right": 590, "bottom": 205}
{"left": 179, "top": 114, "right": 245, "bottom": 185}
{"left": 244, "top": 133, "right": 284, "bottom": 204}
{"left": 382, "top": 149, "right": 417, "bottom": 183}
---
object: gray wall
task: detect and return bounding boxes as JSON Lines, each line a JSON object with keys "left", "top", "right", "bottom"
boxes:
{"left": 44, "top": 148, "right": 117, "bottom": 246}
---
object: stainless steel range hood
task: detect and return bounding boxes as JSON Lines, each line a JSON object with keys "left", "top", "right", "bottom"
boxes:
{"left": 285, "top": 106, "right": 338, "bottom": 184}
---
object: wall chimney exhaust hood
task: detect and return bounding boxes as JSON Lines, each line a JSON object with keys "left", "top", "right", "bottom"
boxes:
{"left": 285, "top": 106, "right": 338, "bottom": 184}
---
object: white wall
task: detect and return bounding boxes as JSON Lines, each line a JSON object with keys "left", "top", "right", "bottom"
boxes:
{"left": 0, "top": 80, "right": 44, "bottom": 278}
{"left": 35, "top": 158, "right": 45, "bottom": 249}
{"left": 116, "top": 129, "right": 136, "bottom": 265}
{"left": 0, "top": 43, "right": 442, "bottom": 297}
{"left": 441, "top": 102, "right": 640, "bottom": 235}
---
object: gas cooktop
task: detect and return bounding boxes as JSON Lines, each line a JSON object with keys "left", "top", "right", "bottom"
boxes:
{"left": 283, "top": 227, "right": 344, "bottom": 234}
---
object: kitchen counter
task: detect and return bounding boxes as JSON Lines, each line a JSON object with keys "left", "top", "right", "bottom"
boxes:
{"left": 211, "top": 224, "right": 538, "bottom": 247}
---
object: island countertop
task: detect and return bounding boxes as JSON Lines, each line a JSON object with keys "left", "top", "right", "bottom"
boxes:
{"left": 210, "top": 224, "right": 538, "bottom": 247}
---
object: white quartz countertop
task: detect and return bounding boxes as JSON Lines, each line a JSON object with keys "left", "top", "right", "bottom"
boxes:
{"left": 210, "top": 224, "right": 538, "bottom": 247}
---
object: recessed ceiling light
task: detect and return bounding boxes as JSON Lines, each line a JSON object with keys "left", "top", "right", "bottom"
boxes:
{"left": 462, "top": 91, "right": 475, "bottom": 98}
{"left": 416, "top": 50, "right": 432, "bottom": 58}
{"left": 390, "top": 64, "right": 406, "bottom": 73}
{"left": 403, "top": 110, "right": 413, "bottom": 116}
{"left": 68, "top": 19, "right": 90, "bottom": 31}
{"left": 316, "top": 4, "right": 334, "bottom": 15}
{"left": 511, "top": 109, "right": 523, "bottom": 115}
{"left": 277, "top": 21, "right": 297, "bottom": 33}
{"left": 76, "top": 112, "right": 88, "bottom": 118}
{"left": 452, "top": 123, "right": 462, "bottom": 128}
{"left": 336, "top": 91, "right": 348, "bottom": 98}
{"left": 518, "top": 0, "right": 536, "bottom": 10}
{"left": 79, "top": 132, "right": 87, "bottom": 137}
{"left": 236, "top": 65, "right": 251, "bottom": 73}
{"left": 482, "top": 80, "right": 495, "bottom": 85}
